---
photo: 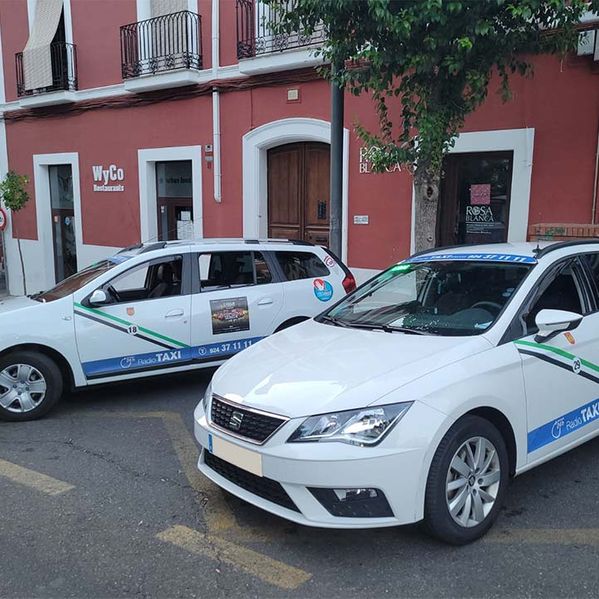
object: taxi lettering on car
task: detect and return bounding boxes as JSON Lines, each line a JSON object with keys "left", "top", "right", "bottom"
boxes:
{"left": 0, "top": 239, "right": 355, "bottom": 421}
{"left": 195, "top": 241, "right": 599, "bottom": 544}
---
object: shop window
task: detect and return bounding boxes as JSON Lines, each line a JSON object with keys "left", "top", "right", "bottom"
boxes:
{"left": 437, "top": 151, "right": 514, "bottom": 247}
{"left": 156, "top": 161, "right": 193, "bottom": 241}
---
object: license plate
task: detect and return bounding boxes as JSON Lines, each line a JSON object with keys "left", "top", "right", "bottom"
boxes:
{"left": 208, "top": 433, "right": 263, "bottom": 477}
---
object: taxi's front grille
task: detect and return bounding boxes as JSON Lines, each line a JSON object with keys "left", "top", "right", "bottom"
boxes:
{"left": 210, "top": 396, "right": 286, "bottom": 444}
{"left": 204, "top": 450, "right": 300, "bottom": 512}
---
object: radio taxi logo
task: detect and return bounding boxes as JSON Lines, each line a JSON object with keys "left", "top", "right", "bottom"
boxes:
{"left": 119, "top": 350, "right": 182, "bottom": 370}
{"left": 313, "top": 278, "right": 333, "bottom": 302}
{"left": 549, "top": 399, "right": 599, "bottom": 442}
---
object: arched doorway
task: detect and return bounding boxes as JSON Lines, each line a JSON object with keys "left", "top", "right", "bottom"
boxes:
{"left": 267, "top": 142, "right": 330, "bottom": 245}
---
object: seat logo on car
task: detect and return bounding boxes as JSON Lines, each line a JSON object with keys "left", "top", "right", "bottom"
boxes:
{"left": 229, "top": 411, "right": 245, "bottom": 431}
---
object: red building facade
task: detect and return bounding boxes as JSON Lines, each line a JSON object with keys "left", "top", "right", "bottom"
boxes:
{"left": 0, "top": 0, "right": 598, "bottom": 295}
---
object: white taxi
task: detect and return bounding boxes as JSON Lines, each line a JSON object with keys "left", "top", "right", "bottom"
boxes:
{"left": 195, "top": 241, "right": 599, "bottom": 544}
{"left": 0, "top": 239, "right": 355, "bottom": 421}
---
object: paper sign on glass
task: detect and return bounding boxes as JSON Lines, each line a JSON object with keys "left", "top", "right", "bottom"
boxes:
{"left": 470, "top": 183, "right": 491, "bottom": 205}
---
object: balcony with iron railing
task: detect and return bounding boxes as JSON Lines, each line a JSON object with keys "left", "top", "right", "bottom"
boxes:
{"left": 120, "top": 10, "right": 203, "bottom": 91}
{"left": 16, "top": 42, "right": 77, "bottom": 100}
{"left": 236, "top": 0, "right": 325, "bottom": 71}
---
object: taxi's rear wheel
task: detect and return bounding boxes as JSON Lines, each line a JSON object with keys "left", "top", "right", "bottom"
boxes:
{"left": 423, "top": 415, "right": 509, "bottom": 545}
{"left": 0, "top": 351, "right": 63, "bottom": 421}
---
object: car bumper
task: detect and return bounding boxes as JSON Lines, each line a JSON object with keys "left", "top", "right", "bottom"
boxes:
{"left": 194, "top": 402, "right": 442, "bottom": 529}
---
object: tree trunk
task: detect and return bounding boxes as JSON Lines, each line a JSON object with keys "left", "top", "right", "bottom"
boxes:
{"left": 17, "top": 237, "right": 26, "bottom": 296}
{"left": 413, "top": 162, "right": 442, "bottom": 254}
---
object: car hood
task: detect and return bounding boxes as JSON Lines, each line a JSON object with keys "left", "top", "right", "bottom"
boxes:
{"left": 212, "top": 319, "right": 493, "bottom": 418}
{"left": 0, "top": 296, "right": 41, "bottom": 314}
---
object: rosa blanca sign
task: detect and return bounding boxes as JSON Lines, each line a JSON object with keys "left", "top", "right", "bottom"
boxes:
{"left": 359, "top": 146, "right": 402, "bottom": 174}
{"left": 92, "top": 164, "right": 125, "bottom": 192}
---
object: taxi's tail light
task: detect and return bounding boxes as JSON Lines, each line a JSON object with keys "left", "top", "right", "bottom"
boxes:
{"left": 342, "top": 274, "right": 356, "bottom": 294}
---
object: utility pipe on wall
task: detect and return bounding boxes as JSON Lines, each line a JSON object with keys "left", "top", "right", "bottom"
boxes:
{"left": 212, "top": 0, "right": 222, "bottom": 203}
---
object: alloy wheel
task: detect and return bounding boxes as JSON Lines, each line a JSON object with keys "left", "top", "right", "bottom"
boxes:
{"left": 445, "top": 436, "right": 501, "bottom": 528}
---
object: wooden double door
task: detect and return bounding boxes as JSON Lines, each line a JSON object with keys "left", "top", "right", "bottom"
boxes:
{"left": 267, "top": 142, "right": 330, "bottom": 246}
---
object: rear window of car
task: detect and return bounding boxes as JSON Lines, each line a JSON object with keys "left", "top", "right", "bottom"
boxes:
{"left": 275, "top": 252, "right": 330, "bottom": 281}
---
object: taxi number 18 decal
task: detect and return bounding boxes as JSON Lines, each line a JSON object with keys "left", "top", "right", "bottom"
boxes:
{"left": 313, "top": 278, "right": 333, "bottom": 302}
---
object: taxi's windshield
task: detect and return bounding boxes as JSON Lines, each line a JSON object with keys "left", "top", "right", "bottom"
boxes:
{"left": 319, "top": 259, "right": 534, "bottom": 336}
{"left": 33, "top": 256, "right": 131, "bottom": 303}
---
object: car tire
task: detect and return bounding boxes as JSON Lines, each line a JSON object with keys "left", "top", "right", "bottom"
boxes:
{"left": 423, "top": 415, "right": 509, "bottom": 545}
{"left": 0, "top": 351, "right": 63, "bottom": 421}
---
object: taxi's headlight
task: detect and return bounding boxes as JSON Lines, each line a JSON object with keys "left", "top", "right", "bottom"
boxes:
{"left": 287, "top": 402, "right": 412, "bottom": 446}
{"left": 202, "top": 382, "right": 212, "bottom": 414}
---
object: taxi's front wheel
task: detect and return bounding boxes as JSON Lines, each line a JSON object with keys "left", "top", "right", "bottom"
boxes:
{"left": 423, "top": 415, "right": 509, "bottom": 545}
{"left": 0, "top": 351, "right": 63, "bottom": 421}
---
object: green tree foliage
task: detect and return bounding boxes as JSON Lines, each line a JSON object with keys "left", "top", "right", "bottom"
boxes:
{"left": 270, "top": 0, "right": 599, "bottom": 250}
{"left": 0, "top": 171, "right": 29, "bottom": 213}
{"left": 0, "top": 171, "right": 30, "bottom": 294}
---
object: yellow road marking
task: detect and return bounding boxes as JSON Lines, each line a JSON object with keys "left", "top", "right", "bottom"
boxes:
{"left": 157, "top": 525, "right": 312, "bottom": 590}
{"left": 159, "top": 412, "right": 236, "bottom": 533}
{"left": 99, "top": 409, "right": 312, "bottom": 589}
{"left": 102, "top": 410, "right": 235, "bottom": 532}
{"left": 487, "top": 528, "right": 599, "bottom": 545}
{"left": 0, "top": 458, "right": 74, "bottom": 496}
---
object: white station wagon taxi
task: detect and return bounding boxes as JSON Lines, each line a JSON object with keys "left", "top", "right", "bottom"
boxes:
{"left": 0, "top": 239, "right": 355, "bottom": 421}
{"left": 195, "top": 241, "right": 599, "bottom": 544}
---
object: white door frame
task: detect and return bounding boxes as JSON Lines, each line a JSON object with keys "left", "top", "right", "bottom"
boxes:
{"left": 33, "top": 152, "right": 82, "bottom": 290}
{"left": 242, "top": 117, "right": 350, "bottom": 263}
{"left": 137, "top": 145, "right": 203, "bottom": 243}
{"left": 410, "top": 128, "right": 535, "bottom": 252}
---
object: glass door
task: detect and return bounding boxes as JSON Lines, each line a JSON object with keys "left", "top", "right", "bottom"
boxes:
{"left": 156, "top": 161, "right": 193, "bottom": 241}
{"left": 49, "top": 164, "right": 77, "bottom": 283}
{"left": 438, "top": 151, "right": 514, "bottom": 246}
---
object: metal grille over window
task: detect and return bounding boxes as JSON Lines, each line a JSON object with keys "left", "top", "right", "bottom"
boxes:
{"left": 120, "top": 10, "right": 203, "bottom": 78}
{"left": 236, "top": 0, "right": 325, "bottom": 59}
{"left": 210, "top": 396, "right": 286, "bottom": 443}
{"left": 18, "top": 0, "right": 77, "bottom": 96}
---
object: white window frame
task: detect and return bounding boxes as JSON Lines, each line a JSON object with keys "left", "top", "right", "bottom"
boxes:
{"left": 33, "top": 152, "right": 82, "bottom": 290}
{"left": 137, "top": 145, "right": 203, "bottom": 243}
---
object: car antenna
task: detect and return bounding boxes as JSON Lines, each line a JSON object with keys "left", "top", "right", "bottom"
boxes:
{"left": 532, "top": 242, "right": 542, "bottom": 256}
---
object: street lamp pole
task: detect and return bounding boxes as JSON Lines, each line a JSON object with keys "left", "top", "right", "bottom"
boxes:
{"left": 329, "top": 61, "right": 344, "bottom": 257}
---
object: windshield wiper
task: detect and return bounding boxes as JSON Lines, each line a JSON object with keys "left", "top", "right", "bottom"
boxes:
{"left": 339, "top": 321, "right": 430, "bottom": 335}
{"left": 320, "top": 315, "right": 350, "bottom": 328}
{"left": 381, "top": 325, "right": 429, "bottom": 335}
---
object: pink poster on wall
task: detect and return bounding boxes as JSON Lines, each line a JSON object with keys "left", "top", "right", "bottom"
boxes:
{"left": 470, "top": 183, "right": 491, "bottom": 205}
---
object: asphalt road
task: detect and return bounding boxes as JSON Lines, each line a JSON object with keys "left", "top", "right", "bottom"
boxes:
{"left": 1, "top": 370, "right": 599, "bottom": 598}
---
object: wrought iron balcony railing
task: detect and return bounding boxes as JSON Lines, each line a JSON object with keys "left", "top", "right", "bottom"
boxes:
{"left": 16, "top": 42, "right": 77, "bottom": 97}
{"left": 120, "top": 10, "right": 202, "bottom": 79}
{"left": 236, "top": 0, "right": 325, "bottom": 59}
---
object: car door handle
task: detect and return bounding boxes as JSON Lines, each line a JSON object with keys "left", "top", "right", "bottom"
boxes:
{"left": 258, "top": 298, "right": 274, "bottom": 306}
{"left": 165, "top": 309, "right": 185, "bottom": 318}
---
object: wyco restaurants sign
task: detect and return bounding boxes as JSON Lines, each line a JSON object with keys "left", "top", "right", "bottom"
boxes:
{"left": 92, "top": 164, "right": 125, "bottom": 192}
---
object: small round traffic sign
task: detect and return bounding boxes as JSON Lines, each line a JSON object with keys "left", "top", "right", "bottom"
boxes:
{"left": 0, "top": 207, "right": 7, "bottom": 232}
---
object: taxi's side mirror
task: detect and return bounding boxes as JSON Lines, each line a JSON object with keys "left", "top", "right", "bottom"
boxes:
{"left": 89, "top": 289, "right": 109, "bottom": 306}
{"left": 535, "top": 309, "right": 583, "bottom": 343}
